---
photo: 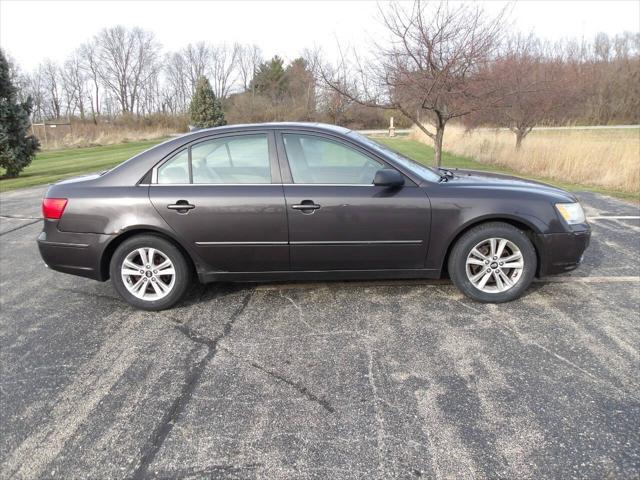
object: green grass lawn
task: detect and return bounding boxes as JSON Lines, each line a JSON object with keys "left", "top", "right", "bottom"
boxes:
{"left": 375, "top": 137, "right": 639, "bottom": 202}
{"left": 0, "top": 139, "right": 165, "bottom": 192}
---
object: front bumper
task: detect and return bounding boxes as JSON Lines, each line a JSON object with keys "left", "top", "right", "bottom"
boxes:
{"left": 535, "top": 229, "right": 591, "bottom": 276}
{"left": 37, "top": 219, "right": 113, "bottom": 281}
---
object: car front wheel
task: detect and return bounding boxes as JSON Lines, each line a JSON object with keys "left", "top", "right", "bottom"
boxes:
{"left": 109, "top": 234, "right": 190, "bottom": 310}
{"left": 448, "top": 222, "right": 537, "bottom": 303}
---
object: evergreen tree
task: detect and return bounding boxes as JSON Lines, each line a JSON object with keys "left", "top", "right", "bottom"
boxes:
{"left": 0, "top": 49, "right": 39, "bottom": 177}
{"left": 251, "top": 56, "right": 288, "bottom": 102}
{"left": 189, "top": 76, "right": 226, "bottom": 128}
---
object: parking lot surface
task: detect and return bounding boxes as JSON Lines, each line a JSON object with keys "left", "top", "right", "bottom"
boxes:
{"left": 1, "top": 186, "right": 639, "bottom": 479}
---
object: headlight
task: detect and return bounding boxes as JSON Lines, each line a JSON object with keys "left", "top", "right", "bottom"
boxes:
{"left": 555, "top": 202, "right": 586, "bottom": 225}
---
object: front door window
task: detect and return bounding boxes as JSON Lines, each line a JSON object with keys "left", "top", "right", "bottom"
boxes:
{"left": 283, "top": 134, "right": 383, "bottom": 184}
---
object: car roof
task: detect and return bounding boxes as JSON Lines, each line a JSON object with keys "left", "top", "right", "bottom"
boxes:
{"left": 181, "top": 122, "right": 352, "bottom": 138}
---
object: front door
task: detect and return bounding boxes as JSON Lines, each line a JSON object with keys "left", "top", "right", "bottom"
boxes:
{"left": 149, "top": 132, "right": 289, "bottom": 272}
{"left": 278, "top": 132, "right": 431, "bottom": 271}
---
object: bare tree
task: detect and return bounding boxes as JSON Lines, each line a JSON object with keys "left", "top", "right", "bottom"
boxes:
{"left": 61, "top": 52, "right": 88, "bottom": 119}
{"left": 164, "top": 42, "right": 211, "bottom": 113}
{"left": 209, "top": 43, "right": 238, "bottom": 99}
{"left": 593, "top": 32, "right": 612, "bottom": 63}
{"left": 467, "top": 35, "right": 572, "bottom": 148}
{"left": 79, "top": 41, "right": 102, "bottom": 122}
{"left": 41, "top": 60, "right": 62, "bottom": 119}
{"left": 321, "top": 0, "right": 507, "bottom": 166}
{"left": 164, "top": 52, "right": 189, "bottom": 112}
{"left": 284, "top": 57, "right": 316, "bottom": 120}
{"left": 307, "top": 49, "right": 350, "bottom": 124}
{"left": 23, "top": 69, "right": 45, "bottom": 122}
{"left": 136, "top": 66, "right": 162, "bottom": 116}
{"left": 236, "top": 43, "right": 262, "bottom": 92}
{"left": 322, "top": 87, "right": 351, "bottom": 124}
{"left": 583, "top": 32, "right": 640, "bottom": 125}
{"left": 183, "top": 42, "right": 210, "bottom": 92}
{"left": 93, "top": 26, "right": 161, "bottom": 114}
{"left": 607, "top": 32, "right": 640, "bottom": 124}
{"left": 509, "top": 40, "right": 570, "bottom": 148}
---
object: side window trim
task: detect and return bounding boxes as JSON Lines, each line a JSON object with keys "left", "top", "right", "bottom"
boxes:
{"left": 151, "top": 131, "right": 280, "bottom": 185}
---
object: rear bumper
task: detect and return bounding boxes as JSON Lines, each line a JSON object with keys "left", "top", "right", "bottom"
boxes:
{"left": 37, "top": 220, "right": 113, "bottom": 281}
{"left": 535, "top": 229, "right": 591, "bottom": 276}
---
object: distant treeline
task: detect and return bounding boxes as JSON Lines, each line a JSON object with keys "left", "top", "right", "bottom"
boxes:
{"left": 3, "top": 25, "right": 638, "bottom": 131}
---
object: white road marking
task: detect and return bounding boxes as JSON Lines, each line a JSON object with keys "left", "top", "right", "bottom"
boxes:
{"left": 256, "top": 276, "right": 640, "bottom": 291}
{"left": 533, "top": 276, "right": 639, "bottom": 283}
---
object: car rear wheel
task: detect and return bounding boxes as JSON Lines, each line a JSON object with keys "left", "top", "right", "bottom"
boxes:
{"left": 110, "top": 235, "right": 190, "bottom": 310}
{"left": 448, "top": 222, "right": 537, "bottom": 303}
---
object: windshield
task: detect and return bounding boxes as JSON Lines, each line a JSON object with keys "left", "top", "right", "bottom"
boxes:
{"left": 348, "top": 132, "right": 442, "bottom": 182}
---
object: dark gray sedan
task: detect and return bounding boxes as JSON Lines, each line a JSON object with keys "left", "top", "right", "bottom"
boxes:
{"left": 38, "top": 123, "right": 590, "bottom": 310}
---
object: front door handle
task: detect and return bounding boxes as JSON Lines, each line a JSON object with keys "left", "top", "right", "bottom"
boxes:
{"left": 291, "top": 200, "right": 321, "bottom": 213}
{"left": 167, "top": 200, "right": 195, "bottom": 214}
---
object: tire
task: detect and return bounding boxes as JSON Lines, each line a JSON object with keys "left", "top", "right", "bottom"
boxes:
{"left": 448, "top": 222, "right": 537, "bottom": 303}
{"left": 109, "top": 234, "right": 191, "bottom": 311}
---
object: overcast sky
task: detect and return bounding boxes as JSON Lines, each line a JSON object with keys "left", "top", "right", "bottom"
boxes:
{"left": 1, "top": 0, "right": 639, "bottom": 71}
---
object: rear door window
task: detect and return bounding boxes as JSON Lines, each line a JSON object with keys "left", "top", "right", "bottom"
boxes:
{"left": 192, "top": 135, "right": 271, "bottom": 184}
{"left": 157, "top": 150, "right": 189, "bottom": 184}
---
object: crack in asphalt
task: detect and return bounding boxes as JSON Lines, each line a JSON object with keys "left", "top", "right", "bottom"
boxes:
{"left": 150, "top": 462, "right": 263, "bottom": 480}
{"left": 0, "top": 218, "right": 41, "bottom": 236}
{"left": 51, "top": 286, "right": 123, "bottom": 303}
{"left": 222, "top": 347, "right": 335, "bottom": 414}
{"left": 365, "top": 344, "right": 387, "bottom": 479}
{"left": 130, "top": 291, "right": 253, "bottom": 480}
{"left": 0, "top": 214, "right": 42, "bottom": 219}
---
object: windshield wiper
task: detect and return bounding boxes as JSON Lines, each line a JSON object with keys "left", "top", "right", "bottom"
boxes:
{"left": 437, "top": 168, "right": 455, "bottom": 183}
{"left": 438, "top": 167, "right": 455, "bottom": 178}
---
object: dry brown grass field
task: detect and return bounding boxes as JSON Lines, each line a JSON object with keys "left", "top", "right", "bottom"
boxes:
{"left": 411, "top": 125, "right": 640, "bottom": 195}
{"left": 33, "top": 116, "right": 187, "bottom": 150}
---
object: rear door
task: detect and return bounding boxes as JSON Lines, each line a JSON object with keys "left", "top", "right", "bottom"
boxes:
{"left": 277, "top": 131, "right": 431, "bottom": 271}
{"left": 149, "top": 131, "right": 289, "bottom": 272}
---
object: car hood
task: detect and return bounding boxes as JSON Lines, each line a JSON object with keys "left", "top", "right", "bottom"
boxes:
{"left": 444, "top": 169, "right": 577, "bottom": 201}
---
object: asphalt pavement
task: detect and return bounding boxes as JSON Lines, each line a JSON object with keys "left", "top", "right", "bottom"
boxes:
{"left": 0, "top": 186, "right": 638, "bottom": 479}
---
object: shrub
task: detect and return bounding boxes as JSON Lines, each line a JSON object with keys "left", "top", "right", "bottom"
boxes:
{"left": 0, "top": 49, "right": 39, "bottom": 177}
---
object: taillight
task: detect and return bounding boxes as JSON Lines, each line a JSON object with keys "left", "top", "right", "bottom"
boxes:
{"left": 42, "top": 198, "right": 68, "bottom": 219}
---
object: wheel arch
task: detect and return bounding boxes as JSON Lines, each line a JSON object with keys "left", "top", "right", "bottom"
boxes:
{"left": 440, "top": 216, "right": 543, "bottom": 278}
{"left": 99, "top": 227, "right": 197, "bottom": 281}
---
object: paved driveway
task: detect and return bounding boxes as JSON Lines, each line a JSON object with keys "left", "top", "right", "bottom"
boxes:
{"left": 1, "top": 186, "right": 638, "bottom": 479}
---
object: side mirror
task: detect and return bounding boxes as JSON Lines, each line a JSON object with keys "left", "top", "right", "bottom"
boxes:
{"left": 373, "top": 169, "right": 405, "bottom": 187}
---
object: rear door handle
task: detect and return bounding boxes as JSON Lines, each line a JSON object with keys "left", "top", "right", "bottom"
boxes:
{"left": 167, "top": 200, "right": 195, "bottom": 213}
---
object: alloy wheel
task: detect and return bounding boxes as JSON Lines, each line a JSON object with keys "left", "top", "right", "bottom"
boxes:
{"left": 465, "top": 237, "right": 524, "bottom": 293}
{"left": 120, "top": 247, "right": 176, "bottom": 301}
